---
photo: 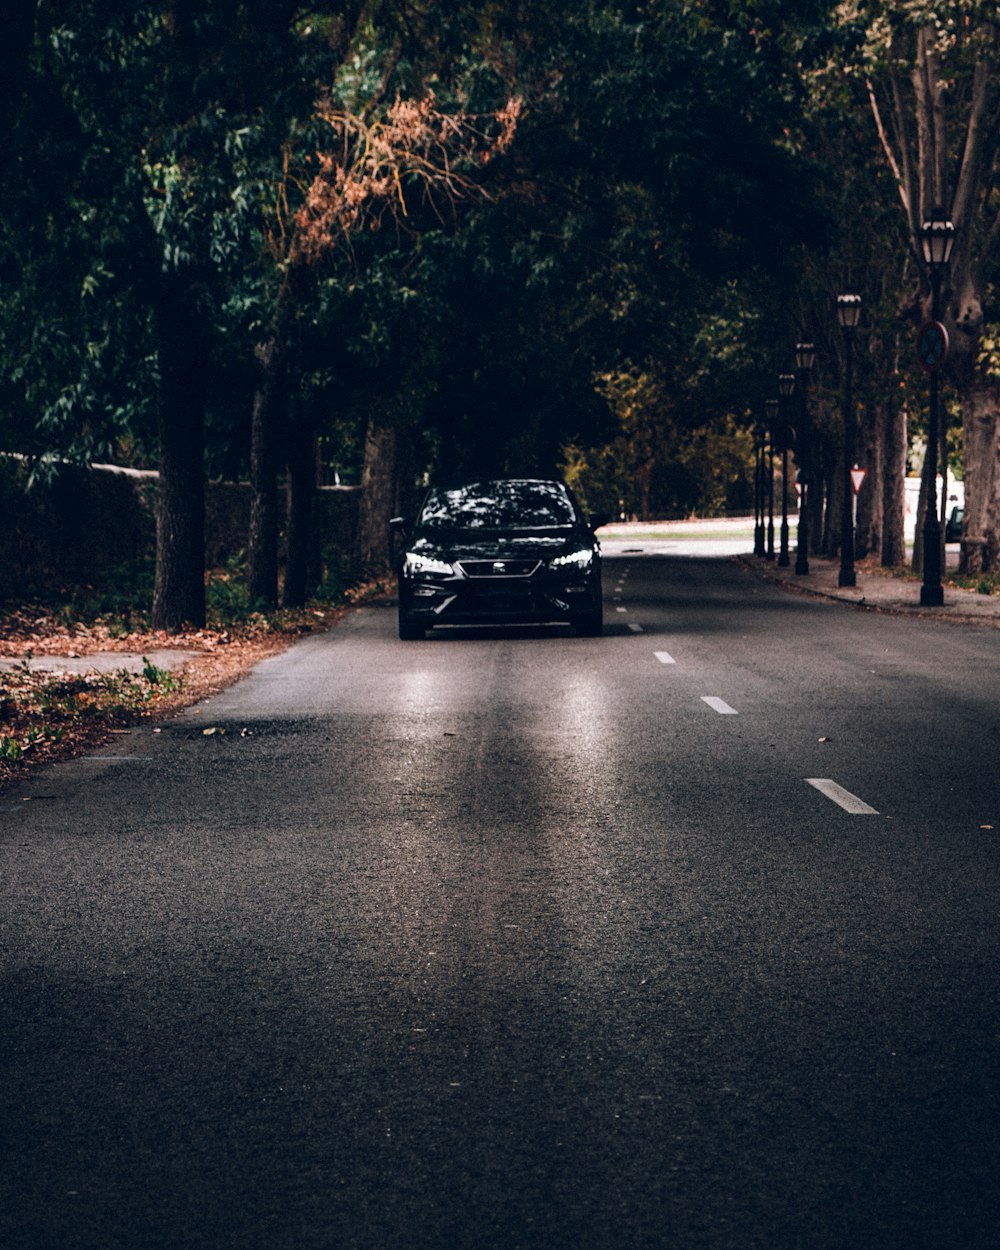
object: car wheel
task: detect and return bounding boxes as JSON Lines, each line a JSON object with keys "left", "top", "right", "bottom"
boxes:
{"left": 573, "top": 606, "right": 603, "bottom": 636}
{"left": 398, "top": 611, "right": 426, "bottom": 641}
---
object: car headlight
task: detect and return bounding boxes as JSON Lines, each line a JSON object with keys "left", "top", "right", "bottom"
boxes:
{"left": 550, "top": 548, "right": 594, "bottom": 571}
{"left": 404, "top": 553, "right": 454, "bottom": 577}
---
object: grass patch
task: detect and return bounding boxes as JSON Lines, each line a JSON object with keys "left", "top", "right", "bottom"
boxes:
{"left": 47, "top": 557, "right": 156, "bottom": 634}
{"left": 860, "top": 560, "right": 1000, "bottom": 596}
{"left": 951, "top": 572, "right": 1000, "bottom": 595}
{"left": 0, "top": 659, "right": 182, "bottom": 763}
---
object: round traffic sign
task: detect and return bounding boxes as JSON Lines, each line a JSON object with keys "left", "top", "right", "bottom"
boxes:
{"left": 917, "top": 320, "right": 949, "bottom": 373}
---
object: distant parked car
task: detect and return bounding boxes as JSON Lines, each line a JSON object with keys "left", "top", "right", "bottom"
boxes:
{"left": 391, "top": 478, "right": 607, "bottom": 640}
{"left": 946, "top": 505, "right": 964, "bottom": 543}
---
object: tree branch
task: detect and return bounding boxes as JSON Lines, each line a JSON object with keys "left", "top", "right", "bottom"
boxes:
{"left": 925, "top": 30, "right": 947, "bottom": 208}
{"left": 290, "top": 95, "right": 522, "bottom": 267}
{"left": 984, "top": 204, "right": 1000, "bottom": 271}
{"left": 953, "top": 60, "right": 993, "bottom": 243}
{"left": 912, "top": 27, "right": 935, "bottom": 216}
{"left": 888, "top": 69, "right": 920, "bottom": 240}
{"left": 363, "top": 41, "right": 403, "bottom": 120}
{"left": 867, "top": 79, "right": 911, "bottom": 219}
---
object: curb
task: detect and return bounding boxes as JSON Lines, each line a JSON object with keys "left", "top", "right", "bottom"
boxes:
{"left": 734, "top": 554, "right": 1000, "bottom": 628}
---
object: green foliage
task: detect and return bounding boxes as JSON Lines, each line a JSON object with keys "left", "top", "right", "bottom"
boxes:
{"left": 978, "top": 324, "right": 1000, "bottom": 383}
{"left": 565, "top": 363, "right": 756, "bottom": 519}
{"left": 313, "top": 546, "right": 358, "bottom": 604}
{"left": 0, "top": 661, "right": 183, "bottom": 764}
{"left": 206, "top": 553, "right": 253, "bottom": 620}
{"left": 951, "top": 571, "right": 1000, "bottom": 595}
{"left": 0, "top": 736, "right": 22, "bottom": 761}
{"left": 50, "top": 558, "right": 156, "bottom": 633}
{"left": 140, "top": 658, "right": 178, "bottom": 690}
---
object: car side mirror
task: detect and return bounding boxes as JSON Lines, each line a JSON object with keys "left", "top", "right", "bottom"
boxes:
{"left": 589, "top": 512, "right": 611, "bottom": 531}
{"left": 389, "top": 516, "right": 410, "bottom": 535}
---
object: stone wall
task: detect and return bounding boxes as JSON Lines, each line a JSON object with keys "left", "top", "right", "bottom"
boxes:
{"left": 0, "top": 459, "right": 361, "bottom": 598}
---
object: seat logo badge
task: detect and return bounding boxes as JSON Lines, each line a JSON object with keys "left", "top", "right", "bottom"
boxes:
{"left": 493, "top": 562, "right": 507, "bottom": 574}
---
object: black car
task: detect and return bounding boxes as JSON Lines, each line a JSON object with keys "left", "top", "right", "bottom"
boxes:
{"left": 391, "top": 479, "right": 607, "bottom": 639}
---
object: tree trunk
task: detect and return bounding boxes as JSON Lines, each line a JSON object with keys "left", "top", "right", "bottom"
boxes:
{"left": 910, "top": 447, "right": 938, "bottom": 576}
{"left": 856, "top": 400, "right": 884, "bottom": 561}
{"left": 152, "top": 276, "right": 206, "bottom": 631}
{"left": 284, "top": 418, "right": 316, "bottom": 607}
{"left": 806, "top": 424, "right": 827, "bottom": 555}
{"left": 358, "top": 417, "right": 415, "bottom": 573}
{"left": 881, "top": 395, "right": 907, "bottom": 567}
{"left": 822, "top": 460, "right": 840, "bottom": 556}
{"left": 808, "top": 475, "right": 824, "bottom": 556}
{"left": 248, "top": 337, "right": 285, "bottom": 606}
{"left": 944, "top": 218, "right": 997, "bottom": 574}
{"left": 958, "top": 376, "right": 1000, "bottom": 575}
{"left": 639, "top": 463, "right": 652, "bottom": 520}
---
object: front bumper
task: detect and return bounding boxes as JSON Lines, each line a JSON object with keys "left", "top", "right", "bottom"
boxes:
{"left": 400, "top": 567, "right": 601, "bottom": 626}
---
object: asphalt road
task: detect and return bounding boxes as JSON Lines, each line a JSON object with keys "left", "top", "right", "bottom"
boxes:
{"left": 3, "top": 553, "right": 999, "bottom": 1250}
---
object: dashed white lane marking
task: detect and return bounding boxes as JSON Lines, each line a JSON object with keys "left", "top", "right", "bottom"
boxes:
{"left": 628, "top": 623, "right": 644, "bottom": 633}
{"left": 702, "top": 697, "right": 738, "bottom": 715}
{"left": 654, "top": 651, "right": 676, "bottom": 665}
{"left": 615, "top": 606, "right": 628, "bottom": 613}
{"left": 806, "top": 779, "right": 879, "bottom": 815}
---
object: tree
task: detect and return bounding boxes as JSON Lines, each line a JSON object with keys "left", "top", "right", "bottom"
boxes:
{"left": 853, "top": 2, "right": 1000, "bottom": 572}
{"left": 247, "top": 89, "right": 521, "bottom": 593}
{"left": 468, "top": 1, "right": 830, "bottom": 522}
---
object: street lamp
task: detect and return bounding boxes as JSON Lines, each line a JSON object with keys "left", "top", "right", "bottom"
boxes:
{"left": 765, "top": 397, "right": 779, "bottom": 559}
{"left": 777, "top": 373, "right": 796, "bottom": 567}
{"left": 836, "top": 294, "right": 861, "bottom": 588}
{"left": 753, "top": 421, "right": 767, "bottom": 557}
{"left": 918, "top": 205, "right": 956, "bottom": 606}
{"left": 794, "top": 342, "right": 817, "bottom": 575}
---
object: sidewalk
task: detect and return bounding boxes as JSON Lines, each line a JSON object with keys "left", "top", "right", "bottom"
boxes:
{"left": 738, "top": 551, "right": 1000, "bottom": 627}
{"left": 0, "top": 648, "right": 196, "bottom": 675}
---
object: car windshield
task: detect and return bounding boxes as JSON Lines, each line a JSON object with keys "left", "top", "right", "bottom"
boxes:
{"left": 418, "top": 481, "right": 577, "bottom": 530}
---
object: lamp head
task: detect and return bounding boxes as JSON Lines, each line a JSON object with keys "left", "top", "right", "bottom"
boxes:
{"left": 920, "top": 206, "right": 955, "bottom": 269}
{"left": 836, "top": 293, "right": 862, "bottom": 330}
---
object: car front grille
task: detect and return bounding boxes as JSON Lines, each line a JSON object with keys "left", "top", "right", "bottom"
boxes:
{"left": 456, "top": 559, "right": 541, "bottom": 578}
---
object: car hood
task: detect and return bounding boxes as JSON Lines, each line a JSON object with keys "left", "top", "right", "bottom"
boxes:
{"left": 409, "top": 527, "right": 591, "bottom": 562}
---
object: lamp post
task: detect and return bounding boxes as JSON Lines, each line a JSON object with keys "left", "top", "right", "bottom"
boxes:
{"left": 836, "top": 294, "right": 861, "bottom": 588}
{"left": 918, "top": 206, "right": 955, "bottom": 606}
{"left": 765, "top": 398, "right": 779, "bottom": 559}
{"left": 777, "top": 373, "right": 796, "bottom": 566}
{"left": 753, "top": 421, "right": 767, "bottom": 557}
{"left": 794, "top": 342, "right": 816, "bottom": 575}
